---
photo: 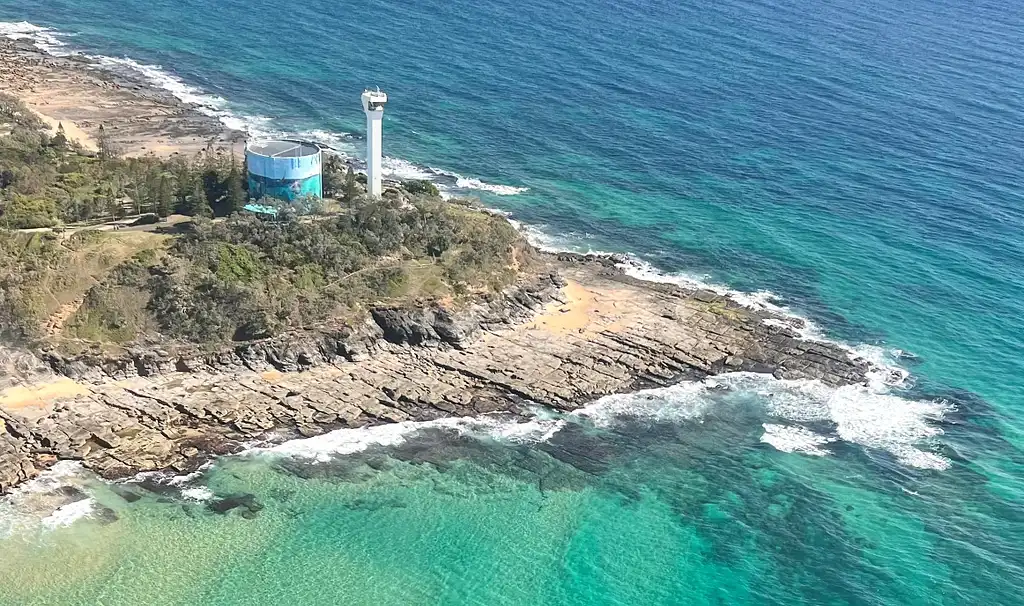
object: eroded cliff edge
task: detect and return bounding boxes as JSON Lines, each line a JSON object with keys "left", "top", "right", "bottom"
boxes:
{"left": 0, "top": 254, "right": 870, "bottom": 493}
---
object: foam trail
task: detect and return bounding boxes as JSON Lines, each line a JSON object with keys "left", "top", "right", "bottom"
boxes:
{"left": 761, "top": 423, "right": 835, "bottom": 456}
{"left": 722, "top": 373, "right": 951, "bottom": 469}
{"left": 86, "top": 55, "right": 276, "bottom": 138}
{"left": 381, "top": 156, "right": 437, "bottom": 181}
{"left": 379, "top": 157, "right": 529, "bottom": 196}
{"left": 258, "top": 414, "right": 564, "bottom": 463}
{"left": 180, "top": 487, "right": 215, "bottom": 502}
{"left": 40, "top": 498, "right": 95, "bottom": 530}
{"left": 455, "top": 176, "right": 529, "bottom": 196}
{"left": 571, "top": 381, "right": 711, "bottom": 428}
{"left": 506, "top": 218, "right": 601, "bottom": 254}
{"left": 567, "top": 372, "right": 951, "bottom": 470}
{"left": 255, "top": 370, "right": 950, "bottom": 471}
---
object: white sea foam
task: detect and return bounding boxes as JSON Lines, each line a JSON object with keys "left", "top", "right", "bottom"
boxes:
{"left": 848, "top": 344, "right": 911, "bottom": 389}
{"left": 571, "top": 381, "right": 711, "bottom": 428}
{"left": 455, "top": 176, "right": 529, "bottom": 196}
{"left": 760, "top": 423, "right": 834, "bottom": 456}
{"left": 247, "top": 369, "right": 948, "bottom": 473}
{"left": 85, "top": 55, "right": 277, "bottom": 139}
{"left": 40, "top": 498, "right": 95, "bottom": 529}
{"left": 381, "top": 156, "right": 437, "bottom": 181}
{"left": 717, "top": 373, "right": 951, "bottom": 469}
{"left": 563, "top": 372, "right": 950, "bottom": 470}
{"left": 506, "top": 218, "right": 603, "bottom": 254}
{"left": 180, "top": 486, "right": 215, "bottom": 502}
{"left": 0, "top": 462, "right": 95, "bottom": 536}
{"left": 616, "top": 255, "right": 815, "bottom": 330}
{"left": 0, "top": 21, "right": 71, "bottom": 55}
{"left": 259, "top": 414, "right": 564, "bottom": 463}
{"left": 377, "top": 157, "right": 529, "bottom": 196}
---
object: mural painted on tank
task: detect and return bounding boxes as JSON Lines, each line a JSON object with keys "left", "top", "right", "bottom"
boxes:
{"left": 247, "top": 174, "right": 323, "bottom": 202}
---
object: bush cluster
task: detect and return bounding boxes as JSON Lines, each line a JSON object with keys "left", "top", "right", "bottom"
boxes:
{"left": 137, "top": 194, "right": 520, "bottom": 342}
{"left": 0, "top": 93, "right": 247, "bottom": 229}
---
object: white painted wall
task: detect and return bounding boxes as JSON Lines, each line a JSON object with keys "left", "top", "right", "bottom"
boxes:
{"left": 361, "top": 90, "right": 388, "bottom": 197}
{"left": 365, "top": 110, "right": 383, "bottom": 197}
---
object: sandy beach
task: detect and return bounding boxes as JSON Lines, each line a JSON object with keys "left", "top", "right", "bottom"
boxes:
{"left": 0, "top": 39, "right": 243, "bottom": 157}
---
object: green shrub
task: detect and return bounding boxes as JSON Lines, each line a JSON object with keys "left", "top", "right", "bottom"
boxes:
{"left": 402, "top": 180, "right": 440, "bottom": 197}
{"left": 1, "top": 195, "right": 58, "bottom": 228}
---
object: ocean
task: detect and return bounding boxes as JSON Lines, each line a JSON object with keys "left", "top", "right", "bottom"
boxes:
{"left": 1, "top": 0, "right": 1023, "bottom": 603}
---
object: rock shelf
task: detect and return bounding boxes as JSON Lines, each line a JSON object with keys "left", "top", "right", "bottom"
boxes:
{"left": 0, "top": 255, "right": 869, "bottom": 493}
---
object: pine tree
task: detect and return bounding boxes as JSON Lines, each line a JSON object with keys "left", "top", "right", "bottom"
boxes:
{"left": 97, "top": 124, "right": 120, "bottom": 161}
{"left": 225, "top": 161, "right": 246, "bottom": 215}
{"left": 343, "top": 167, "right": 359, "bottom": 203}
{"left": 156, "top": 175, "right": 174, "bottom": 218}
{"left": 187, "top": 176, "right": 212, "bottom": 217}
{"left": 322, "top": 155, "right": 345, "bottom": 198}
{"left": 51, "top": 122, "right": 69, "bottom": 152}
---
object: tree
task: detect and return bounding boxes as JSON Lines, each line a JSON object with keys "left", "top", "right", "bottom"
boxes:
{"left": 322, "top": 155, "right": 346, "bottom": 198}
{"left": 51, "top": 123, "right": 69, "bottom": 152}
{"left": 97, "top": 124, "right": 120, "bottom": 161}
{"left": 156, "top": 175, "right": 174, "bottom": 218}
{"left": 342, "top": 167, "right": 360, "bottom": 203}
{"left": 186, "top": 176, "right": 212, "bottom": 217}
{"left": 0, "top": 195, "right": 58, "bottom": 228}
{"left": 224, "top": 160, "right": 246, "bottom": 215}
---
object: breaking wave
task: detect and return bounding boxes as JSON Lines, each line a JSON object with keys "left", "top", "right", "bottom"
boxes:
{"left": 0, "top": 462, "right": 96, "bottom": 537}
{"left": 254, "top": 369, "right": 951, "bottom": 472}
{"left": 257, "top": 414, "right": 565, "bottom": 463}
{"left": 761, "top": 423, "right": 835, "bottom": 457}
{"left": 0, "top": 21, "right": 70, "bottom": 55}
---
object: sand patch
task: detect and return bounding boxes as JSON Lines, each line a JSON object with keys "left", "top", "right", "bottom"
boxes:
{"left": 525, "top": 280, "right": 632, "bottom": 336}
{"left": 260, "top": 370, "right": 285, "bottom": 384}
{"left": 32, "top": 110, "right": 97, "bottom": 151}
{"left": 0, "top": 379, "right": 90, "bottom": 417}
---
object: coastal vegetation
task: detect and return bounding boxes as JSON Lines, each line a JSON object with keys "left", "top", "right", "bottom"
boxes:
{"left": 0, "top": 92, "right": 246, "bottom": 228}
{"left": 0, "top": 93, "right": 526, "bottom": 350}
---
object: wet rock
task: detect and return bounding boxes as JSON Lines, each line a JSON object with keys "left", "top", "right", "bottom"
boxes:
{"left": 93, "top": 505, "right": 120, "bottom": 524}
{"left": 113, "top": 486, "right": 143, "bottom": 503}
{"left": 207, "top": 494, "right": 263, "bottom": 518}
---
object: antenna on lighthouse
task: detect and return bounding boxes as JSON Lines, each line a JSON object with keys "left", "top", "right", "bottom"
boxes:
{"left": 361, "top": 89, "right": 388, "bottom": 197}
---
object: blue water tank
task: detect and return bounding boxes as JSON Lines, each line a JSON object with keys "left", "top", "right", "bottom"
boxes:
{"left": 245, "top": 140, "right": 323, "bottom": 202}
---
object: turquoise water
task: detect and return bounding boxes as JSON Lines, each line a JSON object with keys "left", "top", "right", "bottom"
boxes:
{"left": 1, "top": 0, "right": 1023, "bottom": 603}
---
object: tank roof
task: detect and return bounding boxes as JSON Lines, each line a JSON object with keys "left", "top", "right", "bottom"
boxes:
{"left": 246, "top": 140, "right": 320, "bottom": 158}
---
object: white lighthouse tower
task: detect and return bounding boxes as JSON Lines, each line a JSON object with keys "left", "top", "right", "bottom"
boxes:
{"left": 361, "top": 89, "right": 388, "bottom": 197}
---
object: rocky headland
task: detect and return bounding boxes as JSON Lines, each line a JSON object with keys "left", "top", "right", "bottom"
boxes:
{"left": 0, "top": 253, "right": 871, "bottom": 494}
{"left": 0, "top": 32, "right": 873, "bottom": 495}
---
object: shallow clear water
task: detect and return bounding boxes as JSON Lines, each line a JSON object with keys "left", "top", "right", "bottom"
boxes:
{"left": 1, "top": 0, "right": 1023, "bottom": 603}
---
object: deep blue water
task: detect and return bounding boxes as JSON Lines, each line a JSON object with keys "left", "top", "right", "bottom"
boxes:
{"left": 1, "top": 0, "right": 1023, "bottom": 603}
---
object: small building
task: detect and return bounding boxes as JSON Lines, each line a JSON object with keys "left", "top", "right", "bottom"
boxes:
{"left": 245, "top": 140, "right": 323, "bottom": 202}
{"left": 242, "top": 203, "right": 279, "bottom": 219}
